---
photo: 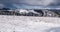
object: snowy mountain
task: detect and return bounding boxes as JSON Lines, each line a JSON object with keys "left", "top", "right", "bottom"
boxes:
{"left": 0, "top": 9, "right": 60, "bottom": 17}
{"left": 15, "top": 9, "right": 59, "bottom": 17}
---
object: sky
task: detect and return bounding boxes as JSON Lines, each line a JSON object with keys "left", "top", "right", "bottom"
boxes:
{"left": 0, "top": 0, "right": 60, "bottom": 9}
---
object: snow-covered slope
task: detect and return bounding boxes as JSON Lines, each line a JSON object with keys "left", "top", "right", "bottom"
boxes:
{"left": 0, "top": 15, "right": 60, "bottom": 32}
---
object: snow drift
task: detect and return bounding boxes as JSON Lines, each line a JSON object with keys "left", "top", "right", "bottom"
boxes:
{"left": 0, "top": 15, "right": 60, "bottom": 32}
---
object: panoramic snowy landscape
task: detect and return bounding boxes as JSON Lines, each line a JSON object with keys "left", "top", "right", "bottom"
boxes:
{"left": 0, "top": 0, "right": 60, "bottom": 32}
{"left": 0, "top": 15, "right": 60, "bottom": 32}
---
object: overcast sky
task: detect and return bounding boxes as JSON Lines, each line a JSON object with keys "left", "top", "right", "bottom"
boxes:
{"left": 0, "top": 0, "right": 60, "bottom": 9}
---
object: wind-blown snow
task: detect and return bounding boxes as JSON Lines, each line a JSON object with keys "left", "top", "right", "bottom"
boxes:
{"left": 0, "top": 15, "right": 60, "bottom": 32}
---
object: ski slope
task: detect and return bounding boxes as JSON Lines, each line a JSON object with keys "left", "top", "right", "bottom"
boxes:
{"left": 0, "top": 15, "right": 60, "bottom": 32}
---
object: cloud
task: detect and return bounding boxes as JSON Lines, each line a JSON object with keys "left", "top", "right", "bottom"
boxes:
{"left": 20, "top": 0, "right": 54, "bottom": 6}
{"left": 0, "top": 4, "right": 4, "bottom": 8}
{"left": 0, "top": 0, "right": 57, "bottom": 6}
{"left": 0, "top": 0, "right": 60, "bottom": 9}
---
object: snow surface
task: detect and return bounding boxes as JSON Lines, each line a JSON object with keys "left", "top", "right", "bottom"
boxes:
{"left": 0, "top": 15, "right": 60, "bottom": 32}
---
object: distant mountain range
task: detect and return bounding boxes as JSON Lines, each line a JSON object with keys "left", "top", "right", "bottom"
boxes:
{"left": 0, "top": 8, "right": 60, "bottom": 17}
